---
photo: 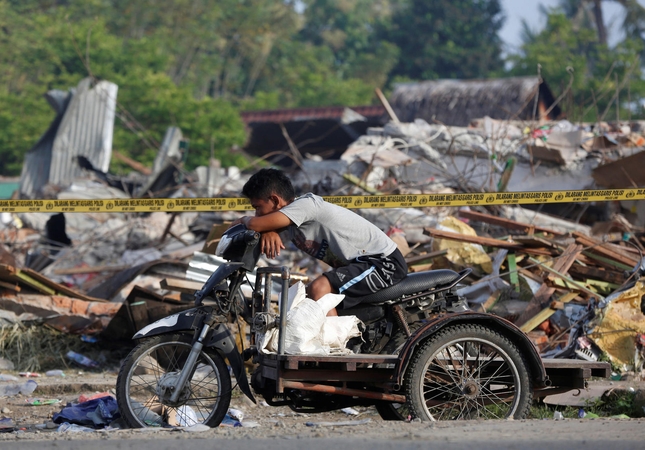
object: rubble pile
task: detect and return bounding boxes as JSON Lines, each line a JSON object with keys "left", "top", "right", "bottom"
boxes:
{"left": 1, "top": 76, "right": 645, "bottom": 382}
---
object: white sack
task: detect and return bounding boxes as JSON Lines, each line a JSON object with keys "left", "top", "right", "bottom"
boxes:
{"left": 320, "top": 316, "right": 362, "bottom": 351}
{"left": 258, "top": 282, "right": 362, "bottom": 355}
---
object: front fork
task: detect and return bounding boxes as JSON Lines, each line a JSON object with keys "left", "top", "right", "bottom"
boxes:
{"left": 167, "top": 318, "right": 256, "bottom": 404}
{"left": 168, "top": 322, "right": 212, "bottom": 404}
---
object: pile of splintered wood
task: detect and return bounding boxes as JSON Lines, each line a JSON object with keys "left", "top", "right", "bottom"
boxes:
{"left": 422, "top": 209, "right": 642, "bottom": 353}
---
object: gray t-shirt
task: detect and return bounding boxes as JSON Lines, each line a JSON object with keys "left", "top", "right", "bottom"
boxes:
{"left": 278, "top": 193, "right": 396, "bottom": 268}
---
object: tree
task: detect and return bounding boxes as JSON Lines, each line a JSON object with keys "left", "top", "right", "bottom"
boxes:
{"left": 509, "top": 12, "right": 645, "bottom": 122}
{"left": 379, "top": 0, "right": 506, "bottom": 81}
{"left": 0, "top": 3, "right": 248, "bottom": 176}
{"left": 297, "top": 0, "right": 399, "bottom": 87}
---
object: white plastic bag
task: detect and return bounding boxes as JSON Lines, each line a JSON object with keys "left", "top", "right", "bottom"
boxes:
{"left": 258, "top": 281, "right": 362, "bottom": 355}
{"left": 320, "top": 316, "right": 362, "bottom": 352}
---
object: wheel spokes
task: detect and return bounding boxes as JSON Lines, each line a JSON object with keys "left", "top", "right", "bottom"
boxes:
{"left": 420, "top": 338, "right": 520, "bottom": 420}
{"left": 126, "top": 342, "right": 222, "bottom": 427}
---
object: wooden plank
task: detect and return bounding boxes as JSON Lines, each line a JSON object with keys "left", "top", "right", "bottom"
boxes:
{"left": 404, "top": 249, "right": 448, "bottom": 265}
{"left": 516, "top": 243, "right": 582, "bottom": 326}
{"left": 512, "top": 236, "right": 560, "bottom": 248}
{"left": 0, "top": 280, "right": 20, "bottom": 292}
{"left": 160, "top": 278, "right": 203, "bottom": 294}
{"left": 568, "top": 264, "right": 625, "bottom": 285}
{"left": 423, "top": 228, "right": 525, "bottom": 249}
{"left": 592, "top": 148, "right": 645, "bottom": 188}
{"left": 481, "top": 291, "right": 501, "bottom": 313}
{"left": 458, "top": 209, "right": 564, "bottom": 236}
{"left": 112, "top": 150, "right": 152, "bottom": 175}
{"left": 0, "top": 264, "right": 108, "bottom": 302}
{"left": 580, "top": 252, "right": 633, "bottom": 271}
{"left": 520, "top": 292, "right": 578, "bottom": 333}
{"left": 529, "top": 257, "right": 602, "bottom": 299}
{"left": 408, "top": 263, "right": 433, "bottom": 273}
{"left": 573, "top": 232, "right": 639, "bottom": 267}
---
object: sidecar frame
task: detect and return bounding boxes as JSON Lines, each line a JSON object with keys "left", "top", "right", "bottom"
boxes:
{"left": 251, "top": 266, "right": 610, "bottom": 404}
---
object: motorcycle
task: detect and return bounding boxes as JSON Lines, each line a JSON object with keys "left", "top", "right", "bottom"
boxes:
{"left": 116, "top": 223, "right": 546, "bottom": 427}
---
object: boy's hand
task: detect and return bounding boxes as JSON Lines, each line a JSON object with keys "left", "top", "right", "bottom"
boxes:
{"left": 260, "top": 231, "right": 285, "bottom": 259}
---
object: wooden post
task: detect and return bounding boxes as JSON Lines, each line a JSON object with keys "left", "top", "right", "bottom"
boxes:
{"left": 375, "top": 88, "right": 400, "bottom": 124}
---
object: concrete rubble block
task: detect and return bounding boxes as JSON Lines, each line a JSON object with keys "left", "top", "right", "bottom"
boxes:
{"left": 341, "top": 135, "right": 417, "bottom": 168}
{"left": 0, "top": 293, "right": 121, "bottom": 333}
{"left": 528, "top": 130, "right": 586, "bottom": 166}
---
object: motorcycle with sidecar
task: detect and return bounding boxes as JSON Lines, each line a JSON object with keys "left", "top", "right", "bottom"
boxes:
{"left": 116, "top": 224, "right": 610, "bottom": 426}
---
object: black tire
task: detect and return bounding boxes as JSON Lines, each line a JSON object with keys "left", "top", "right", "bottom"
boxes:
{"left": 116, "top": 334, "right": 232, "bottom": 428}
{"left": 405, "top": 324, "right": 532, "bottom": 421}
{"left": 375, "top": 323, "right": 423, "bottom": 421}
{"left": 374, "top": 401, "right": 411, "bottom": 421}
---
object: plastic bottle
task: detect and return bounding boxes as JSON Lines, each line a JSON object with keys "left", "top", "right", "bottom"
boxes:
{"left": 45, "top": 370, "right": 65, "bottom": 377}
{"left": 66, "top": 351, "right": 99, "bottom": 368}
{"left": 0, "top": 383, "right": 22, "bottom": 397}
{"left": 0, "top": 374, "right": 19, "bottom": 382}
{"left": 0, "top": 380, "right": 37, "bottom": 397}
{"left": 20, "top": 379, "right": 38, "bottom": 395}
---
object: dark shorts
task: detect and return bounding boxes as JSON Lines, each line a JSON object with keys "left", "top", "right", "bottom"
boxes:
{"left": 323, "top": 249, "right": 408, "bottom": 307}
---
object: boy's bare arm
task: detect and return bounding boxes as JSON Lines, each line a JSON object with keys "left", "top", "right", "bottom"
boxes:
{"left": 241, "top": 211, "right": 292, "bottom": 232}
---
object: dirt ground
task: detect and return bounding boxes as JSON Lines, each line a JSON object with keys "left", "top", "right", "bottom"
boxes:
{"left": 0, "top": 371, "right": 388, "bottom": 433}
{"left": 1, "top": 371, "right": 645, "bottom": 445}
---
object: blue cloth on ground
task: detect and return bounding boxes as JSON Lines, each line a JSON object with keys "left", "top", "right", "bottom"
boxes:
{"left": 52, "top": 395, "right": 120, "bottom": 428}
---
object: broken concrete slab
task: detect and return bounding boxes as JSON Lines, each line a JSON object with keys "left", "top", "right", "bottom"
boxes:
{"left": 0, "top": 293, "right": 120, "bottom": 333}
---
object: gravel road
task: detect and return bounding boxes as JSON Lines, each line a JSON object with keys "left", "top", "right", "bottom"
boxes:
{"left": 1, "top": 372, "right": 644, "bottom": 449}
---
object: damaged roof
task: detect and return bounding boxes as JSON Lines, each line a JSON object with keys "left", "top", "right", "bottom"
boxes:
{"left": 389, "top": 76, "right": 561, "bottom": 127}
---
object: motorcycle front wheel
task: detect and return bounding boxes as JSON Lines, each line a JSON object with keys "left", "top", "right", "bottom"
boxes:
{"left": 116, "top": 333, "right": 232, "bottom": 428}
{"left": 405, "top": 324, "right": 532, "bottom": 421}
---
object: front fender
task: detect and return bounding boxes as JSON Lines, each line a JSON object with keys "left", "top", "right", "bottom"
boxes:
{"left": 205, "top": 323, "right": 256, "bottom": 404}
{"left": 395, "top": 311, "right": 546, "bottom": 386}
{"left": 133, "top": 307, "right": 207, "bottom": 339}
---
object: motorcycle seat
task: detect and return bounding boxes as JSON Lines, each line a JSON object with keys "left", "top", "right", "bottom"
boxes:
{"left": 342, "top": 269, "right": 462, "bottom": 309}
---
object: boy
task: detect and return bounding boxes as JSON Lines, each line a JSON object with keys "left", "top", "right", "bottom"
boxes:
{"left": 234, "top": 168, "right": 407, "bottom": 315}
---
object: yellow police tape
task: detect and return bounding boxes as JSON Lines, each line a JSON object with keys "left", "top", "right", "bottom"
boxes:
{"left": 1, "top": 188, "right": 644, "bottom": 213}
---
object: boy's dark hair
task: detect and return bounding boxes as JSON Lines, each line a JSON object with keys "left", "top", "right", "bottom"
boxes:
{"left": 242, "top": 168, "right": 295, "bottom": 202}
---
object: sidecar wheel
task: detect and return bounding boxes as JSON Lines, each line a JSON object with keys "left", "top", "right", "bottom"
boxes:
{"left": 116, "top": 333, "right": 232, "bottom": 428}
{"left": 405, "top": 324, "right": 532, "bottom": 421}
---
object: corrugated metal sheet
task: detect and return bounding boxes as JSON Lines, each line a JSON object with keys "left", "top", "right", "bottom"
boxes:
{"left": 49, "top": 78, "right": 118, "bottom": 185}
{"left": 19, "top": 90, "right": 71, "bottom": 198}
{"left": 19, "top": 78, "right": 118, "bottom": 198}
{"left": 241, "top": 105, "right": 385, "bottom": 124}
{"left": 151, "top": 127, "right": 183, "bottom": 176}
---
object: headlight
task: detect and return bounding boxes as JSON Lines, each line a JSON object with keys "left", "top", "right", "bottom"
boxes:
{"left": 215, "top": 234, "right": 232, "bottom": 256}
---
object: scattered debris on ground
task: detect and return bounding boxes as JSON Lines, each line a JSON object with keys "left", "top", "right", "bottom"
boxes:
{"left": 3, "top": 77, "right": 645, "bottom": 431}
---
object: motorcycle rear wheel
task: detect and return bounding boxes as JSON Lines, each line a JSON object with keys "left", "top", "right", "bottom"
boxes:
{"left": 405, "top": 324, "right": 532, "bottom": 421}
{"left": 116, "top": 333, "right": 232, "bottom": 428}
